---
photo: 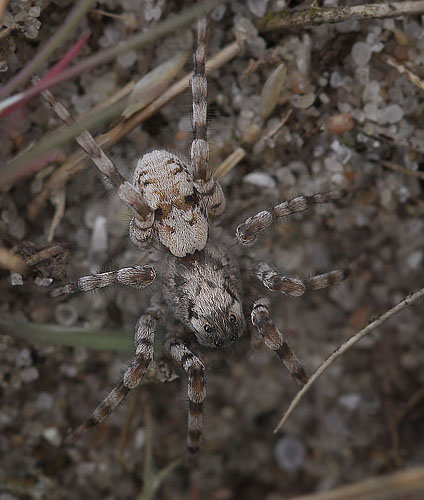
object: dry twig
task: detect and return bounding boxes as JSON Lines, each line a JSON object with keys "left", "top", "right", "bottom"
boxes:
{"left": 287, "top": 465, "right": 424, "bottom": 500}
{"left": 260, "top": 1, "right": 424, "bottom": 32}
{"left": 274, "top": 286, "right": 424, "bottom": 432}
{"left": 214, "top": 147, "right": 246, "bottom": 181}
{"left": 380, "top": 53, "right": 424, "bottom": 93}
{"left": 381, "top": 160, "right": 424, "bottom": 180}
{"left": 27, "top": 40, "right": 241, "bottom": 220}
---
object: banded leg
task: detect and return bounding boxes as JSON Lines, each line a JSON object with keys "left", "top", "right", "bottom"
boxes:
{"left": 236, "top": 190, "right": 347, "bottom": 245}
{"left": 67, "top": 302, "right": 162, "bottom": 441}
{"left": 52, "top": 265, "right": 155, "bottom": 297}
{"left": 251, "top": 298, "right": 308, "bottom": 385}
{"left": 256, "top": 262, "right": 352, "bottom": 297}
{"left": 36, "top": 79, "right": 154, "bottom": 239}
{"left": 166, "top": 337, "right": 206, "bottom": 456}
{"left": 190, "top": 17, "right": 225, "bottom": 215}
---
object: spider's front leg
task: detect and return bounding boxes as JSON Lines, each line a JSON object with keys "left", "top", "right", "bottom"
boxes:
{"left": 256, "top": 262, "right": 352, "bottom": 297}
{"left": 236, "top": 190, "right": 347, "bottom": 245}
{"left": 67, "top": 301, "right": 163, "bottom": 441}
{"left": 251, "top": 298, "right": 308, "bottom": 386}
{"left": 166, "top": 337, "right": 206, "bottom": 457}
{"left": 52, "top": 265, "right": 155, "bottom": 297}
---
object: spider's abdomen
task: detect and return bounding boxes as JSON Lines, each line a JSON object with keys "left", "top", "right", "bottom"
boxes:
{"left": 131, "top": 150, "right": 208, "bottom": 257}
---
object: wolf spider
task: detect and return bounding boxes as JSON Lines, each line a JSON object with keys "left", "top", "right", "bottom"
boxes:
{"left": 43, "top": 15, "right": 351, "bottom": 456}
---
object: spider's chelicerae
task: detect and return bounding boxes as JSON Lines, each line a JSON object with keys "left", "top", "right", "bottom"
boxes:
{"left": 44, "top": 15, "right": 351, "bottom": 457}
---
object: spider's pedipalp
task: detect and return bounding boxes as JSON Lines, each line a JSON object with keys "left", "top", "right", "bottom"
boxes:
{"left": 236, "top": 190, "right": 348, "bottom": 245}
{"left": 251, "top": 298, "right": 308, "bottom": 385}
{"left": 166, "top": 337, "right": 206, "bottom": 456}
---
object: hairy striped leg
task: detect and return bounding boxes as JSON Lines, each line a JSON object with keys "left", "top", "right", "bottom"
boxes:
{"left": 67, "top": 302, "right": 163, "bottom": 441}
{"left": 251, "top": 298, "right": 308, "bottom": 385}
{"left": 236, "top": 190, "right": 347, "bottom": 245}
{"left": 52, "top": 265, "right": 155, "bottom": 297}
{"left": 35, "top": 79, "right": 154, "bottom": 242}
{"left": 190, "top": 17, "right": 225, "bottom": 215}
{"left": 256, "top": 262, "right": 352, "bottom": 297}
{"left": 166, "top": 337, "right": 206, "bottom": 456}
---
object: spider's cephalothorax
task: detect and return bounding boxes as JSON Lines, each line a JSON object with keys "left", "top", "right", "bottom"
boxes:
{"left": 163, "top": 239, "right": 245, "bottom": 347}
{"left": 44, "top": 14, "right": 351, "bottom": 457}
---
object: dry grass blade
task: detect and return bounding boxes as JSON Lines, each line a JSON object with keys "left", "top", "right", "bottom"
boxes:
{"left": 0, "top": 0, "right": 96, "bottom": 100}
{"left": 274, "top": 286, "right": 424, "bottom": 432}
{"left": 27, "top": 40, "right": 241, "bottom": 220}
{"left": 260, "top": 1, "right": 424, "bottom": 32}
{"left": 287, "top": 465, "right": 424, "bottom": 500}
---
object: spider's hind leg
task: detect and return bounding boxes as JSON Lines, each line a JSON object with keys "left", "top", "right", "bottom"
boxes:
{"left": 66, "top": 301, "right": 163, "bottom": 442}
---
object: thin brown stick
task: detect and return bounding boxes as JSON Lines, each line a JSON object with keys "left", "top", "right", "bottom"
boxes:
{"left": 25, "top": 244, "right": 64, "bottom": 266}
{"left": 28, "top": 40, "right": 241, "bottom": 220}
{"left": 0, "top": 246, "right": 27, "bottom": 274}
{"left": 214, "top": 147, "right": 246, "bottom": 181}
{"left": 287, "top": 465, "right": 424, "bottom": 500}
{"left": 274, "top": 286, "right": 424, "bottom": 432}
{"left": 380, "top": 53, "right": 424, "bottom": 93}
{"left": 260, "top": 1, "right": 424, "bottom": 32}
{"left": 381, "top": 160, "right": 424, "bottom": 180}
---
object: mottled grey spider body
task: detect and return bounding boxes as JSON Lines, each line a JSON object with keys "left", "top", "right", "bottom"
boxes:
{"left": 43, "top": 15, "right": 351, "bottom": 457}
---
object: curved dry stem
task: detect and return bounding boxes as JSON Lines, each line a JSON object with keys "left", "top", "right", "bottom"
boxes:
{"left": 274, "top": 286, "right": 424, "bottom": 433}
{"left": 260, "top": 1, "right": 424, "bottom": 32}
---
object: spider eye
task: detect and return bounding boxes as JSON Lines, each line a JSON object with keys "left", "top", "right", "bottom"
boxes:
{"left": 229, "top": 314, "right": 237, "bottom": 324}
{"left": 204, "top": 325, "right": 213, "bottom": 333}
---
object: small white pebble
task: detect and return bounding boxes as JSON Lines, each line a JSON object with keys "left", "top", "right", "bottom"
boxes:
{"left": 10, "top": 273, "right": 23, "bottom": 286}
{"left": 406, "top": 250, "right": 423, "bottom": 270}
{"left": 90, "top": 215, "right": 108, "bottom": 254}
{"left": 20, "top": 367, "right": 39, "bottom": 383}
{"left": 43, "top": 427, "right": 62, "bottom": 446}
{"left": 338, "top": 393, "right": 361, "bottom": 410}
{"left": 243, "top": 171, "right": 276, "bottom": 189}
{"left": 34, "top": 277, "right": 53, "bottom": 287}
{"left": 351, "top": 41, "right": 372, "bottom": 66}
{"left": 381, "top": 104, "right": 404, "bottom": 124}
{"left": 55, "top": 303, "right": 78, "bottom": 327}
{"left": 275, "top": 436, "right": 306, "bottom": 473}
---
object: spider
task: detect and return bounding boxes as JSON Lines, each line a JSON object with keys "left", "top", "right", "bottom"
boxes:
{"left": 42, "top": 14, "right": 352, "bottom": 457}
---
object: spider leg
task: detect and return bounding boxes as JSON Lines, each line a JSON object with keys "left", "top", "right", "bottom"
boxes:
{"left": 51, "top": 265, "right": 155, "bottom": 297}
{"left": 67, "top": 301, "right": 162, "bottom": 441}
{"left": 256, "top": 261, "right": 352, "bottom": 297}
{"left": 251, "top": 298, "right": 308, "bottom": 385}
{"left": 236, "top": 189, "right": 347, "bottom": 245}
{"left": 191, "top": 17, "right": 225, "bottom": 215}
{"left": 36, "top": 80, "right": 153, "bottom": 226}
{"left": 166, "top": 337, "right": 206, "bottom": 456}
